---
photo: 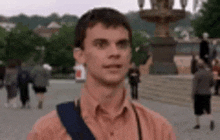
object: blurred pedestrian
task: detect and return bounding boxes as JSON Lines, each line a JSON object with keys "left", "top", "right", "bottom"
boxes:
{"left": 4, "top": 64, "right": 18, "bottom": 108}
{"left": 17, "top": 63, "right": 31, "bottom": 108}
{"left": 192, "top": 60, "right": 215, "bottom": 130}
{"left": 0, "top": 65, "right": 5, "bottom": 89}
{"left": 199, "top": 33, "right": 210, "bottom": 66}
{"left": 209, "top": 40, "right": 218, "bottom": 65}
{"left": 128, "top": 63, "right": 140, "bottom": 99}
{"left": 212, "top": 59, "right": 220, "bottom": 95}
{"left": 30, "top": 64, "right": 50, "bottom": 109}
{"left": 191, "top": 53, "right": 198, "bottom": 74}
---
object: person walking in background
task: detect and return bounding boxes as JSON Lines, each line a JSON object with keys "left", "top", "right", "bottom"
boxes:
{"left": 192, "top": 60, "right": 215, "bottom": 130}
{"left": 30, "top": 64, "right": 50, "bottom": 109}
{"left": 199, "top": 33, "right": 210, "bottom": 66}
{"left": 128, "top": 62, "right": 140, "bottom": 99}
{"left": 0, "top": 65, "right": 5, "bottom": 89}
{"left": 17, "top": 63, "right": 31, "bottom": 109}
{"left": 27, "top": 7, "right": 176, "bottom": 140}
{"left": 210, "top": 40, "right": 218, "bottom": 65}
{"left": 4, "top": 64, "right": 19, "bottom": 108}
{"left": 212, "top": 59, "right": 220, "bottom": 95}
{"left": 191, "top": 53, "right": 198, "bottom": 74}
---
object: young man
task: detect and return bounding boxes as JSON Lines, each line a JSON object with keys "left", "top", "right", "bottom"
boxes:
{"left": 192, "top": 60, "right": 215, "bottom": 130}
{"left": 27, "top": 8, "right": 176, "bottom": 140}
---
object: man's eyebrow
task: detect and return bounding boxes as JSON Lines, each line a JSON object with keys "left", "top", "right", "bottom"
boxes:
{"left": 116, "top": 39, "right": 130, "bottom": 44}
{"left": 92, "top": 38, "right": 108, "bottom": 43}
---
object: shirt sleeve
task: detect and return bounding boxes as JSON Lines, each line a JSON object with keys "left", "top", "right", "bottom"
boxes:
{"left": 168, "top": 129, "right": 176, "bottom": 140}
{"left": 26, "top": 125, "right": 55, "bottom": 140}
{"left": 26, "top": 131, "right": 39, "bottom": 140}
{"left": 162, "top": 121, "right": 177, "bottom": 140}
{"left": 27, "top": 113, "right": 55, "bottom": 140}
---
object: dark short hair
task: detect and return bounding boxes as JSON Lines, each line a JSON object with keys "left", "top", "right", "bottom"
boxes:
{"left": 74, "top": 7, "right": 132, "bottom": 50}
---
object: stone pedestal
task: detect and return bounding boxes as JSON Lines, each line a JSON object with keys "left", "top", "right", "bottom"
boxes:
{"left": 138, "top": 0, "right": 186, "bottom": 75}
{"left": 149, "top": 37, "right": 178, "bottom": 74}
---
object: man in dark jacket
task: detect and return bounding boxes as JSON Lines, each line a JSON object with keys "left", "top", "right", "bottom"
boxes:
{"left": 18, "top": 66, "right": 31, "bottom": 108}
{"left": 199, "top": 34, "right": 210, "bottom": 66}
{"left": 128, "top": 63, "right": 140, "bottom": 99}
{"left": 0, "top": 66, "right": 5, "bottom": 88}
{"left": 192, "top": 60, "right": 215, "bottom": 130}
{"left": 191, "top": 54, "right": 198, "bottom": 74}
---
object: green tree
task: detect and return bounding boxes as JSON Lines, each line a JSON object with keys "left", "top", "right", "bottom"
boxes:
{"left": 191, "top": 0, "right": 220, "bottom": 37}
{"left": 0, "top": 27, "right": 8, "bottom": 62}
{"left": 4, "top": 23, "right": 46, "bottom": 63}
{"left": 45, "top": 25, "right": 75, "bottom": 70}
{"left": 132, "top": 31, "right": 150, "bottom": 66}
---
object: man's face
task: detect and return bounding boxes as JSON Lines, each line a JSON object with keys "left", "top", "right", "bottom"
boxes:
{"left": 81, "top": 23, "right": 131, "bottom": 85}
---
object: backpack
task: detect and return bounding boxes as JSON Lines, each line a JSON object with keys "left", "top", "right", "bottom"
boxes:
{"left": 18, "top": 70, "right": 30, "bottom": 86}
{"left": 56, "top": 99, "right": 142, "bottom": 140}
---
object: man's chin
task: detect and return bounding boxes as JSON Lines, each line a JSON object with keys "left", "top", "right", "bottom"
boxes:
{"left": 100, "top": 77, "right": 124, "bottom": 86}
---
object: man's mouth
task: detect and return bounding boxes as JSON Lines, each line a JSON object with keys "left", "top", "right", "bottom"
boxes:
{"left": 103, "top": 64, "right": 122, "bottom": 69}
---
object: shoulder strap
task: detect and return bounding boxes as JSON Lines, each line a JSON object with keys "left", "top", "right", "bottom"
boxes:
{"left": 131, "top": 102, "right": 142, "bottom": 140}
{"left": 56, "top": 99, "right": 95, "bottom": 140}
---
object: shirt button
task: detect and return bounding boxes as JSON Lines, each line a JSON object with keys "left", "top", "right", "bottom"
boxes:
{"left": 110, "top": 132, "right": 114, "bottom": 136}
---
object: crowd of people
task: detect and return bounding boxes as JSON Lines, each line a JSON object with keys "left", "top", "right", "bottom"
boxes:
{"left": 0, "top": 63, "right": 51, "bottom": 109}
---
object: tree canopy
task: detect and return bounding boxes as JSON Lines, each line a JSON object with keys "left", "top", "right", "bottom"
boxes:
{"left": 44, "top": 24, "right": 75, "bottom": 68}
{"left": 191, "top": 0, "right": 220, "bottom": 38}
{"left": 132, "top": 31, "right": 151, "bottom": 67}
{"left": 3, "top": 23, "right": 46, "bottom": 64}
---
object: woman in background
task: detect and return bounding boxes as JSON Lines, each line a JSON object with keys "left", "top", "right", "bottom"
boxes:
{"left": 4, "top": 63, "right": 18, "bottom": 108}
{"left": 30, "top": 64, "right": 50, "bottom": 109}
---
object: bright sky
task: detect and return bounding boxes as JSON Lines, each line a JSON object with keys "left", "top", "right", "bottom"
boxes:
{"left": 1, "top": 0, "right": 195, "bottom": 17}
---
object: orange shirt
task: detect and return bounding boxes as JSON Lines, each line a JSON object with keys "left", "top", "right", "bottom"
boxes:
{"left": 27, "top": 88, "right": 176, "bottom": 140}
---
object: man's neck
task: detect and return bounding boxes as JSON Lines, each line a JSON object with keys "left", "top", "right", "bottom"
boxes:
{"left": 84, "top": 78, "right": 125, "bottom": 114}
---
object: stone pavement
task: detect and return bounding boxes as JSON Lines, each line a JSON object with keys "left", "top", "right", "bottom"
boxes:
{"left": 0, "top": 77, "right": 220, "bottom": 140}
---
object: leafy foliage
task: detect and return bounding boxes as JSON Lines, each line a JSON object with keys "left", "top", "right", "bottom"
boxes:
{"left": 0, "top": 27, "right": 8, "bottom": 61}
{"left": 4, "top": 23, "right": 46, "bottom": 63}
{"left": 191, "top": 0, "right": 220, "bottom": 38}
{"left": 44, "top": 25, "right": 75, "bottom": 68}
{"left": 132, "top": 31, "right": 150, "bottom": 66}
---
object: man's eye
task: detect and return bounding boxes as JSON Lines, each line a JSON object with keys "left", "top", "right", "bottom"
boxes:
{"left": 118, "top": 42, "right": 130, "bottom": 49}
{"left": 95, "top": 42, "right": 108, "bottom": 49}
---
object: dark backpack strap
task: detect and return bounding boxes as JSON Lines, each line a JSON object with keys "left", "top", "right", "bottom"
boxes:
{"left": 56, "top": 100, "right": 96, "bottom": 140}
{"left": 131, "top": 102, "right": 142, "bottom": 140}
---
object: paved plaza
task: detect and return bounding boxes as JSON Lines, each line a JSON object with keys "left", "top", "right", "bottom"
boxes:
{"left": 0, "top": 77, "right": 220, "bottom": 140}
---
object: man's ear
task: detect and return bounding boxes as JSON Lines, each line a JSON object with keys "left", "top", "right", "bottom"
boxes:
{"left": 73, "top": 48, "right": 86, "bottom": 64}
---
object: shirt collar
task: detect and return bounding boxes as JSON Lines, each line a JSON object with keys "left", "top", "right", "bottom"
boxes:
{"left": 80, "top": 86, "right": 132, "bottom": 120}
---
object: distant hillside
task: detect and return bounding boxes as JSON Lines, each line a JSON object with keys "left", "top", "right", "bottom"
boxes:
{"left": 7, "top": 11, "right": 193, "bottom": 35}
{"left": 126, "top": 11, "right": 155, "bottom": 36}
{"left": 9, "top": 13, "right": 79, "bottom": 29}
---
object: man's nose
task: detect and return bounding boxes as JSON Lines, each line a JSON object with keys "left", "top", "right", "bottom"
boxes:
{"left": 108, "top": 44, "right": 120, "bottom": 58}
